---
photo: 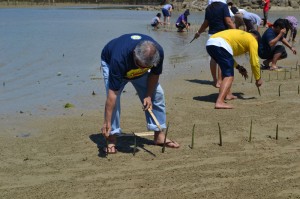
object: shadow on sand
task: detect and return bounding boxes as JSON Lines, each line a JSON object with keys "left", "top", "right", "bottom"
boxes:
{"left": 89, "top": 133, "right": 157, "bottom": 158}
{"left": 193, "top": 92, "right": 256, "bottom": 103}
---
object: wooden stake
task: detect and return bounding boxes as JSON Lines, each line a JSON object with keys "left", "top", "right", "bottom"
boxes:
{"left": 162, "top": 122, "right": 170, "bottom": 153}
{"left": 249, "top": 119, "right": 252, "bottom": 142}
{"left": 279, "top": 84, "right": 282, "bottom": 96}
{"left": 191, "top": 124, "right": 195, "bottom": 149}
{"left": 275, "top": 124, "right": 278, "bottom": 140}
{"left": 106, "top": 139, "right": 109, "bottom": 157}
{"left": 284, "top": 69, "right": 287, "bottom": 80}
{"left": 257, "top": 86, "right": 261, "bottom": 96}
{"left": 218, "top": 123, "right": 222, "bottom": 146}
{"left": 133, "top": 132, "right": 137, "bottom": 156}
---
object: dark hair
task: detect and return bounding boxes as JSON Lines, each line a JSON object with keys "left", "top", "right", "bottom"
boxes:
{"left": 249, "top": 29, "right": 261, "bottom": 44}
{"left": 156, "top": 13, "right": 161, "bottom": 18}
{"left": 283, "top": 19, "right": 292, "bottom": 30}
{"left": 184, "top": 9, "right": 190, "bottom": 16}
{"left": 273, "top": 18, "right": 286, "bottom": 29}
{"left": 170, "top": 4, "right": 174, "bottom": 9}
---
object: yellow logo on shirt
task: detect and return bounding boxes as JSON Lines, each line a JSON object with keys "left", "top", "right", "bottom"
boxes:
{"left": 126, "top": 67, "right": 152, "bottom": 79}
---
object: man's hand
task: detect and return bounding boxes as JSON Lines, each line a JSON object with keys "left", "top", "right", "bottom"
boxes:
{"left": 237, "top": 65, "right": 248, "bottom": 80}
{"left": 255, "top": 78, "right": 263, "bottom": 87}
{"left": 101, "top": 123, "right": 111, "bottom": 138}
{"left": 291, "top": 47, "right": 297, "bottom": 55}
{"left": 143, "top": 96, "right": 152, "bottom": 111}
{"left": 280, "top": 28, "right": 287, "bottom": 35}
{"left": 194, "top": 31, "right": 200, "bottom": 39}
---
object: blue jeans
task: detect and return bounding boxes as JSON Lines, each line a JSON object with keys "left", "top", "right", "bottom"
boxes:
{"left": 101, "top": 61, "right": 166, "bottom": 135}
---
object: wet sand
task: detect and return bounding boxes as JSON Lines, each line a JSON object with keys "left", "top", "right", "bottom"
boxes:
{"left": 1, "top": 36, "right": 300, "bottom": 198}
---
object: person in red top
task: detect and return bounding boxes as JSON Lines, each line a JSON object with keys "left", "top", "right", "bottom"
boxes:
{"left": 262, "top": 0, "right": 271, "bottom": 28}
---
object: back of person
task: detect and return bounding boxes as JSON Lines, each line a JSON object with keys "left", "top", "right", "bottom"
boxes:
{"left": 210, "top": 29, "right": 258, "bottom": 56}
{"left": 259, "top": 27, "right": 277, "bottom": 58}
{"left": 243, "top": 12, "right": 262, "bottom": 25}
{"left": 163, "top": 4, "right": 172, "bottom": 10}
{"left": 205, "top": 2, "right": 231, "bottom": 34}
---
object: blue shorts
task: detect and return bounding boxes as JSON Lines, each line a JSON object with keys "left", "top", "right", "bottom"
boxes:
{"left": 206, "top": 45, "right": 234, "bottom": 77}
{"left": 162, "top": 8, "right": 170, "bottom": 17}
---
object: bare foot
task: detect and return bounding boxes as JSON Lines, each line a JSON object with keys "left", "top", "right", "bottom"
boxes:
{"left": 215, "top": 102, "right": 233, "bottom": 109}
{"left": 269, "top": 66, "right": 278, "bottom": 71}
{"left": 225, "top": 94, "right": 237, "bottom": 100}
{"left": 154, "top": 132, "right": 180, "bottom": 148}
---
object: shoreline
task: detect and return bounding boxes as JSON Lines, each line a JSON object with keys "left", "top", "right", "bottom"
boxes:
{"left": 0, "top": 2, "right": 300, "bottom": 11}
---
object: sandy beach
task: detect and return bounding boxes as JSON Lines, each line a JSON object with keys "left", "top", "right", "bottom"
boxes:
{"left": 1, "top": 6, "right": 300, "bottom": 198}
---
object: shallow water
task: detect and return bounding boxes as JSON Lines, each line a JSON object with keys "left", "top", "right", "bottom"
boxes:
{"left": 0, "top": 7, "right": 299, "bottom": 115}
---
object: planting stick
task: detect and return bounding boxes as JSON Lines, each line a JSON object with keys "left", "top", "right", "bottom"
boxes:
{"left": 133, "top": 132, "right": 137, "bottom": 156}
{"left": 191, "top": 124, "right": 195, "bottom": 149}
{"left": 290, "top": 70, "right": 292, "bottom": 79}
{"left": 257, "top": 86, "right": 261, "bottom": 96}
{"left": 284, "top": 69, "right": 287, "bottom": 80}
{"left": 249, "top": 119, "right": 252, "bottom": 142}
{"left": 162, "top": 122, "right": 170, "bottom": 153}
{"left": 106, "top": 139, "right": 109, "bottom": 157}
{"left": 275, "top": 124, "right": 278, "bottom": 140}
{"left": 148, "top": 108, "right": 162, "bottom": 131}
{"left": 218, "top": 122, "right": 222, "bottom": 146}
{"left": 279, "top": 84, "right": 282, "bottom": 96}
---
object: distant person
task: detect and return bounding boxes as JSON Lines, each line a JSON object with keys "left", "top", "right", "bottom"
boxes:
{"left": 284, "top": 16, "right": 298, "bottom": 42}
{"left": 194, "top": 0, "right": 235, "bottom": 88}
{"left": 262, "top": 0, "right": 271, "bottom": 28}
{"left": 259, "top": 19, "right": 297, "bottom": 70}
{"left": 227, "top": 1, "right": 246, "bottom": 30}
{"left": 101, "top": 33, "right": 180, "bottom": 154}
{"left": 162, "top": 3, "right": 174, "bottom": 24}
{"left": 151, "top": 13, "right": 163, "bottom": 29}
{"left": 206, "top": 29, "right": 263, "bottom": 109}
{"left": 176, "top": 9, "right": 190, "bottom": 32}
{"left": 240, "top": 10, "right": 262, "bottom": 31}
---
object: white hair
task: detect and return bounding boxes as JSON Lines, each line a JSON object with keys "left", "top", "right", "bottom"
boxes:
{"left": 134, "top": 41, "right": 160, "bottom": 67}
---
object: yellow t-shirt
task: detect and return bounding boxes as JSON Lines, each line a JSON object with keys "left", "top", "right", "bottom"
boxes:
{"left": 210, "top": 29, "right": 260, "bottom": 80}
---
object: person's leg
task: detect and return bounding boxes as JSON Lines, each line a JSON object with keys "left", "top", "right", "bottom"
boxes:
{"left": 270, "top": 45, "right": 287, "bottom": 69}
{"left": 131, "top": 74, "right": 179, "bottom": 148}
{"left": 206, "top": 45, "right": 235, "bottom": 109}
{"left": 101, "top": 61, "right": 127, "bottom": 136}
{"left": 270, "top": 53, "right": 282, "bottom": 69}
{"left": 210, "top": 58, "right": 222, "bottom": 88}
{"left": 216, "top": 76, "right": 234, "bottom": 109}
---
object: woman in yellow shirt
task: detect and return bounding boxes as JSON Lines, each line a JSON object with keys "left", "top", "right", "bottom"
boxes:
{"left": 206, "top": 29, "right": 263, "bottom": 109}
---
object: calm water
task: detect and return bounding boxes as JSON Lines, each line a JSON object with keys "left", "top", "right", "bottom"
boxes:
{"left": 0, "top": 7, "right": 298, "bottom": 115}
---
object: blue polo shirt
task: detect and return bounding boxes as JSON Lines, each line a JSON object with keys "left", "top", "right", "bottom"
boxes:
{"left": 205, "top": 2, "right": 231, "bottom": 35}
{"left": 259, "top": 28, "right": 283, "bottom": 58}
{"left": 101, "top": 33, "right": 164, "bottom": 91}
{"left": 176, "top": 14, "right": 187, "bottom": 24}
